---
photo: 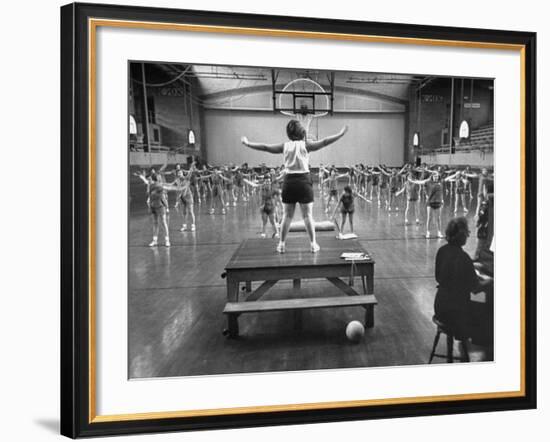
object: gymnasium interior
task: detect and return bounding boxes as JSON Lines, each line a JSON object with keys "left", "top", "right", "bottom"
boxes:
{"left": 128, "top": 62, "right": 494, "bottom": 379}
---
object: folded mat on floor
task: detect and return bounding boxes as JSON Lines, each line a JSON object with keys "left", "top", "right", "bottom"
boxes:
{"left": 289, "top": 220, "right": 336, "bottom": 232}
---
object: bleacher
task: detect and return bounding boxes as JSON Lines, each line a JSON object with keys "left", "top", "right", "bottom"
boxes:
{"left": 435, "top": 123, "right": 494, "bottom": 154}
{"left": 456, "top": 123, "right": 494, "bottom": 152}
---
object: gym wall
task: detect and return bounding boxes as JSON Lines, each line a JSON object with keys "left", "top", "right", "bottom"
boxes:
{"left": 202, "top": 109, "right": 405, "bottom": 167}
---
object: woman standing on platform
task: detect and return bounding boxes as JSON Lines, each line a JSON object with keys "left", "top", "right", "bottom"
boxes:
{"left": 242, "top": 119, "right": 348, "bottom": 253}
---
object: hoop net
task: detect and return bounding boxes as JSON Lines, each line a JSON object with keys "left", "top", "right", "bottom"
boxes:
{"left": 296, "top": 113, "right": 314, "bottom": 135}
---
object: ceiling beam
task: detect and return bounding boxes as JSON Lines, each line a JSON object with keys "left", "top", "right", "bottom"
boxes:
{"left": 199, "top": 84, "right": 272, "bottom": 101}
{"left": 335, "top": 86, "right": 408, "bottom": 105}
{"left": 200, "top": 84, "right": 408, "bottom": 105}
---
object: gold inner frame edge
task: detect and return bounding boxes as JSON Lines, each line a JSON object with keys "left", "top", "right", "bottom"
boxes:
{"left": 87, "top": 17, "right": 527, "bottom": 424}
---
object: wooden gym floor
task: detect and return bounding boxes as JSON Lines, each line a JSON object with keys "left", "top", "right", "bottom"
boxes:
{"left": 128, "top": 177, "right": 491, "bottom": 379}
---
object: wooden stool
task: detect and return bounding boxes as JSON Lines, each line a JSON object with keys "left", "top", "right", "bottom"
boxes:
{"left": 428, "top": 316, "right": 470, "bottom": 363}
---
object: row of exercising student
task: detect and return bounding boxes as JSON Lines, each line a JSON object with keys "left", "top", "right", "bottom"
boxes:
{"left": 135, "top": 160, "right": 493, "bottom": 257}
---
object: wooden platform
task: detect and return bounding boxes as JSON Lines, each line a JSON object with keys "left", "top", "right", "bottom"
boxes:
{"left": 223, "top": 237, "right": 376, "bottom": 337}
{"left": 225, "top": 237, "right": 374, "bottom": 271}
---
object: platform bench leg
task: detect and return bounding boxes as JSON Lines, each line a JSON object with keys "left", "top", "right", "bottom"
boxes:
{"left": 365, "top": 305, "right": 375, "bottom": 328}
{"left": 227, "top": 314, "right": 240, "bottom": 338}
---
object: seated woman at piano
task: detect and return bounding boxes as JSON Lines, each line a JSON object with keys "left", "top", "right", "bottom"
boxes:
{"left": 434, "top": 217, "right": 493, "bottom": 344}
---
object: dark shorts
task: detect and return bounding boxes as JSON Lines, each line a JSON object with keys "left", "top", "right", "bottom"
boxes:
{"left": 408, "top": 197, "right": 418, "bottom": 202}
{"left": 212, "top": 185, "right": 222, "bottom": 197}
{"left": 341, "top": 208, "right": 354, "bottom": 215}
{"left": 282, "top": 173, "right": 314, "bottom": 204}
{"left": 179, "top": 193, "right": 193, "bottom": 207}
{"left": 429, "top": 201, "right": 443, "bottom": 209}
{"left": 261, "top": 200, "right": 275, "bottom": 215}
{"left": 390, "top": 187, "right": 398, "bottom": 194}
{"left": 150, "top": 205, "right": 166, "bottom": 216}
{"left": 330, "top": 189, "right": 338, "bottom": 197}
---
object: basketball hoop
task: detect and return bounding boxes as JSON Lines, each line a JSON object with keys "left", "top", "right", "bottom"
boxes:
{"left": 276, "top": 77, "right": 331, "bottom": 139}
{"left": 278, "top": 78, "right": 330, "bottom": 118}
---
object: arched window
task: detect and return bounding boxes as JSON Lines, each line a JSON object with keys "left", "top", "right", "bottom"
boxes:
{"left": 129, "top": 115, "right": 137, "bottom": 135}
{"left": 413, "top": 132, "right": 419, "bottom": 147}
{"left": 188, "top": 129, "right": 196, "bottom": 145}
{"left": 459, "top": 120, "right": 470, "bottom": 139}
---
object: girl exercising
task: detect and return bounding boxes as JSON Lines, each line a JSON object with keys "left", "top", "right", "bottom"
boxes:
{"left": 396, "top": 169, "right": 420, "bottom": 225}
{"left": 409, "top": 170, "right": 455, "bottom": 239}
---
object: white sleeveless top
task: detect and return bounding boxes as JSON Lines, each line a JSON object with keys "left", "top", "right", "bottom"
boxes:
{"left": 283, "top": 140, "right": 309, "bottom": 174}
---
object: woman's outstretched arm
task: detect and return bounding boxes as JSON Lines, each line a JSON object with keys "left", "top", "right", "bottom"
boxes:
{"left": 242, "top": 178, "right": 260, "bottom": 188}
{"left": 377, "top": 165, "right": 392, "bottom": 176}
{"left": 443, "top": 171, "right": 461, "bottom": 182}
{"left": 306, "top": 126, "right": 348, "bottom": 152}
{"left": 134, "top": 171, "right": 149, "bottom": 186}
{"left": 398, "top": 164, "right": 409, "bottom": 175}
{"left": 408, "top": 175, "right": 431, "bottom": 185}
{"left": 241, "top": 136, "right": 284, "bottom": 154}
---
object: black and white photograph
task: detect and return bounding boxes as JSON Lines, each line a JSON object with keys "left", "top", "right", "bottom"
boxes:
{"left": 128, "top": 62, "right": 495, "bottom": 379}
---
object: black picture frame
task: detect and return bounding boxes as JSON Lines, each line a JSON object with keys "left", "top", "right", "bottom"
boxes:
{"left": 61, "top": 2, "right": 537, "bottom": 438}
